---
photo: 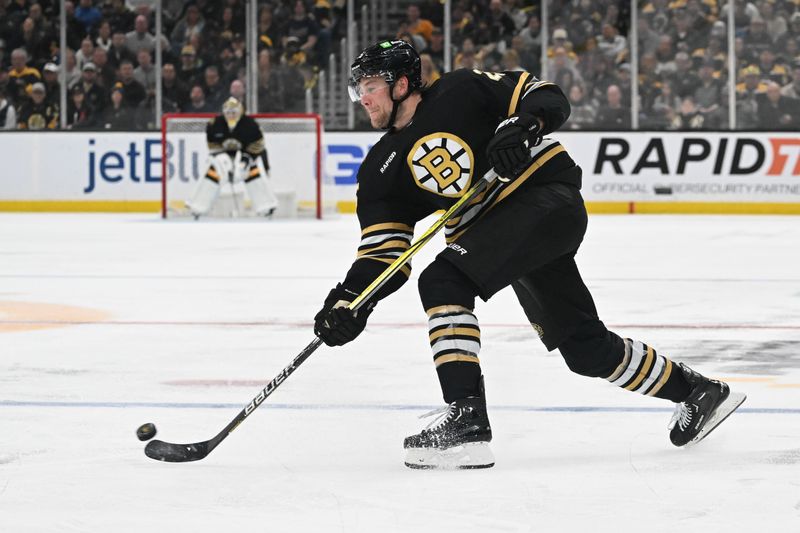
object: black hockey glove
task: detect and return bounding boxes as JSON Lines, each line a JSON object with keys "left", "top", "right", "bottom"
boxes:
{"left": 313, "top": 284, "right": 375, "bottom": 347}
{"left": 486, "top": 113, "right": 544, "bottom": 182}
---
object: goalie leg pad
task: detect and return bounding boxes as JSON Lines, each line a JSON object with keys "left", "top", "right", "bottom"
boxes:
{"left": 186, "top": 176, "right": 221, "bottom": 216}
{"left": 244, "top": 157, "right": 278, "bottom": 216}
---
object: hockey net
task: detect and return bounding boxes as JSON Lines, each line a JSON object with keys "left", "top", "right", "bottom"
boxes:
{"left": 161, "top": 113, "right": 326, "bottom": 219}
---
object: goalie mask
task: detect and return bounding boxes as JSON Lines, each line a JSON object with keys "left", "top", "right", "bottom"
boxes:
{"left": 348, "top": 40, "right": 422, "bottom": 129}
{"left": 222, "top": 97, "right": 244, "bottom": 129}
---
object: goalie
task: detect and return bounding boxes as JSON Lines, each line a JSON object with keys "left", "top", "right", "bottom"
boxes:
{"left": 186, "top": 97, "right": 278, "bottom": 218}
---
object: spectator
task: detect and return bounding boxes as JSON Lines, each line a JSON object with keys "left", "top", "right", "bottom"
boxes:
{"left": 509, "top": 34, "right": 538, "bottom": 72}
{"left": 66, "top": 84, "right": 97, "bottom": 129}
{"left": 15, "top": 17, "right": 48, "bottom": 64}
{"left": 0, "top": 86, "right": 17, "bottom": 129}
{"left": 161, "top": 62, "right": 187, "bottom": 111}
{"left": 78, "top": 62, "right": 107, "bottom": 113}
{"left": 742, "top": 18, "right": 774, "bottom": 65}
{"left": 758, "top": 49, "right": 790, "bottom": 86}
{"left": 486, "top": 0, "right": 517, "bottom": 45}
{"left": 185, "top": 83, "right": 213, "bottom": 112}
{"left": 756, "top": 80, "right": 800, "bottom": 129}
{"left": 669, "top": 51, "right": 701, "bottom": 97}
{"left": 257, "top": 5, "right": 282, "bottom": 52}
{"left": 107, "top": 0, "right": 136, "bottom": 34}
{"left": 566, "top": 83, "right": 597, "bottom": 130}
{"left": 63, "top": 49, "right": 82, "bottom": 89}
{"left": 74, "top": 0, "right": 103, "bottom": 35}
{"left": 177, "top": 44, "right": 202, "bottom": 85}
{"left": 101, "top": 84, "right": 135, "bottom": 129}
{"left": 502, "top": 48, "right": 524, "bottom": 72}
{"left": 419, "top": 52, "right": 441, "bottom": 85}
{"left": 202, "top": 65, "right": 226, "bottom": 109}
{"left": 654, "top": 35, "right": 677, "bottom": 76}
{"left": 170, "top": 2, "right": 204, "bottom": 56}
{"left": 41, "top": 62, "right": 60, "bottom": 107}
{"left": 736, "top": 64, "right": 768, "bottom": 128}
{"left": 650, "top": 80, "right": 682, "bottom": 129}
{"left": 17, "top": 81, "right": 57, "bottom": 129}
{"left": 95, "top": 21, "right": 112, "bottom": 52}
{"left": 0, "top": 38, "right": 7, "bottom": 70}
{"left": 595, "top": 84, "right": 630, "bottom": 129}
{"left": 125, "top": 14, "right": 167, "bottom": 56}
{"left": 133, "top": 49, "right": 156, "bottom": 92}
{"left": 284, "top": 0, "right": 319, "bottom": 63}
{"left": 229, "top": 78, "right": 245, "bottom": 103}
{"left": 90, "top": 48, "right": 115, "bottom": 89}
{"left": 781, "top": 60, "right": 800, "bottom": 99}
{"left": 693, "top": 61, "right": 724, "bottom": 128}
{"left": 518, "top": 14, "right": 542, "bottom": 54}
{"left": 257, "top": 48, "right": 305, "bottom": 113}
{"left": 760, "top": 1, "right": 787, "bottom": 41}
{"left": 549, "top": 28, "right": 573, "bottom": 58}
{"left": 597, "top": 23, "right": 627, "bottom": 63}
{"left": 108, "top": 31, "right": 135, "bottom": 69}
{"left": 8, "top": 48, "right": 41, "bottom": 105}
{"left": 672, "top": 95, "right": 706, "bottom": 129}
{"left": 776, "top": 12, "right": 800, "bottom": 50}
{"left": 422, "top": 27, "right": 446, "bottom": 73}
{"left": 406, "top": 3, "right": 434, "bottom": 44}
{"left": 75, "top": 37, "right": 95, "bottom": 72}
{"left": 116, "top": 60, "right": 146, "bottom": 108}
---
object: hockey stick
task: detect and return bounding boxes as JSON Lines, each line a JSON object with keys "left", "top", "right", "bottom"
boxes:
{"left": 144, "top": 167, "right": 499, "bottom": 462}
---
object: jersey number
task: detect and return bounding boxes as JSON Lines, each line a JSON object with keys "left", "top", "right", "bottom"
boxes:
{"left": 472, "top": 70, "right": 505, "bottom": 82}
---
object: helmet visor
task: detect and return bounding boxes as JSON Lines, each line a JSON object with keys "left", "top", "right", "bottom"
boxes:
{"left": 348, "top": 75, "right": 390, "bottom": 103}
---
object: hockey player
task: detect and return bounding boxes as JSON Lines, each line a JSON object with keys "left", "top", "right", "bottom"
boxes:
{"left": 313, "top": 41, "right": 746, "bottom": 469}
{"left": 186, "top": 97, "right": 278, "bottom": 218}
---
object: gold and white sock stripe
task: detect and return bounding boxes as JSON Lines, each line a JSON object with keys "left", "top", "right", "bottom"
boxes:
{"left": 605, "top": 338, "right": 673, "bottom": 397}
{"left": 426, "top": 305, "right": 481, "bottom": 368}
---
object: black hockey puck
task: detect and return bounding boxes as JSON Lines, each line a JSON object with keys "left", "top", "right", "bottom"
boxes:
{"left": 136, "top": 423, "right": 157, "bottom": 442}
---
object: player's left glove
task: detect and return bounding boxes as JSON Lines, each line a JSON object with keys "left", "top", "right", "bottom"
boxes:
{"left": 313, "top": 283, "right": 375, "bottom": 347}
{"left": 486, "top": 113, "right": 543, "bottom": 181}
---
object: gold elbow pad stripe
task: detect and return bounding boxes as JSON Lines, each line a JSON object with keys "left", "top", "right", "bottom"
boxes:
{"left": 356, "top": 222, "right": 414, "bottom": 277}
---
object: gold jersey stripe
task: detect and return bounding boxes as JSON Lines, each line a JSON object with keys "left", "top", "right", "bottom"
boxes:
{"left": 445, "top": 146, "right": 565, "bottom": 243}
{"left": 508, "top": 72, "right": 531, "bottom": 116}
{"left": 647, "top": 359, "right": 673, "bottom": 397}
{"left": 426, "top": 304, "right": 472, "bottom": 318}
{"left": 623, "top": 345, "right": 656, "bottom": 391}
{"left": 434, "top": 353, "right": 481, "bottom": 367}
{"left": 606, "top": 340, "right": 632, "bottom": 382}
{"left": 359, "top": 256, "right": 412, "bottom": 277}
{"left": 357, "top": 239, "right": 410, "bottom": 257}
{"left": 429, "top": 326, "right": 481, "bottom": 343}
{"left": 361, "top": 222, "right": 414, "bottom": 235}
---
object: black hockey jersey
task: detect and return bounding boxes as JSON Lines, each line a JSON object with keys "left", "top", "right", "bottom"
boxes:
{"left": 206, "top": 115, "right": 268, "bottom": 167}
{"left": 341, "top": 68, "right": 582, "bottom": 300}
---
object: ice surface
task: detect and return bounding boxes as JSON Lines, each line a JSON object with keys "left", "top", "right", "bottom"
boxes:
{"left": 1, "top": 213, "right": 799, "bottom": 532}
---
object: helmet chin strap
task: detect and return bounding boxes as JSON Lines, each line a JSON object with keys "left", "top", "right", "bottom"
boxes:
{"left": 384, "top": 82, "right": 413, "bottom": 131}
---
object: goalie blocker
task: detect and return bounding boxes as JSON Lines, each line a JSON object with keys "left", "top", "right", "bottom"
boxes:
{"left": 186, "top": 97, "right": 278, "bottom": 218}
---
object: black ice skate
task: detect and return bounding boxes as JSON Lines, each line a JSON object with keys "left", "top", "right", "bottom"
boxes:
{"left": 669, "top": 363, "right": 746, "bottom": 447}
{"left": 404, "top": 390, "right": 494, "bottom": 470}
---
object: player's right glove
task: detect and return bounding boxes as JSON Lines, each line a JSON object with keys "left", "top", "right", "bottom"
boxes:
{"left": 313, "top": 284, "right": 375, "bottom": 347}
{"left": 486, "top": 113, "right": 543, "bottom": 181}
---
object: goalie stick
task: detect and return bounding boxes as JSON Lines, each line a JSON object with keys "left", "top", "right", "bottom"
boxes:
{"left": 144, "top": 166, "right": 500, "bottom": 463}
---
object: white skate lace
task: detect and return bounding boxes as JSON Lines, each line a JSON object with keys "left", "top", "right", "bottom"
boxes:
{"left": 668, "top": 402, "right": 693, "bottom": 431}
{"left": 418, "top": 404, "right": 456, "bottom": 432}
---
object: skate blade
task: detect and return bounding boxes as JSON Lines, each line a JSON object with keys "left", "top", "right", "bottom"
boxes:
{"left": 404, "top": 442, "right": 495, "bottom": 470}
{"left": 686, "top": 392, "right": 747, "bottom": 448}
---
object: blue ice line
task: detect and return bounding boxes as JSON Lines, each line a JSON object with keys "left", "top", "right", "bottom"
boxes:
{"left": 0, "top": 400, "right": 797, "bottom": 414}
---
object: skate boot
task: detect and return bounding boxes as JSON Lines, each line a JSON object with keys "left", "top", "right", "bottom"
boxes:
{"left": 404, "top": 385, "right": 494, "bottom": 470}
{"left": 669, "top": 363, "right": 746, "bottom": 447}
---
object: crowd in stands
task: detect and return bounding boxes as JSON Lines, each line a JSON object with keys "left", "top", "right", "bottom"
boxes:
{"left": 0, "top": 0, "right": 339, "bottom": 130}
{"left": 400, "top": 0, "right": 800, "bottom": 130}
{"left": 1, "top": 0, "right": 798, "bottom": 131}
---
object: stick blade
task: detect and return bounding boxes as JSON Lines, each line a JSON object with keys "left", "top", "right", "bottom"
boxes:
{"left": 144, "top": 439, "right": 209, "bottom": 462}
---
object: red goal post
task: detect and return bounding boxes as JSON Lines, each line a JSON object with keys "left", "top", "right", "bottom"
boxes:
{"left": 160, "top": 112, "right": 323, "bottom": 219}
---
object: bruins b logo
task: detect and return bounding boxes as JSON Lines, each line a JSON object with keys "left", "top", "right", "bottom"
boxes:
{"left": 407, "top": 133, "right": 473, "bottom": 197}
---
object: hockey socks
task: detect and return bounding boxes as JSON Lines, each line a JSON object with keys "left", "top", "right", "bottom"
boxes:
{"left": 427, "top": 305, "right": 482, "bottom": 403}
{"left": 604, "top": 338, "right": 690, "bottom": 402}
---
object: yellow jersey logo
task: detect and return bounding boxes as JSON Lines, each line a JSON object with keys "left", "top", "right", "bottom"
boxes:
{"left": 407, "top": 133, "right": 473, "bottom": 197}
